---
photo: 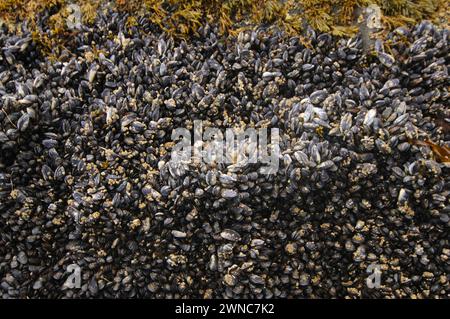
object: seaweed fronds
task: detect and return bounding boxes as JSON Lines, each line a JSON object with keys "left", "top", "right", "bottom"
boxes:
{"left": 300, "top": 0, "right": 334, "bottom": 32}
{"left": 142, "top": 0, "right": 168, "bottom": 30}
{"left": 0, "top": 0, "right": 65, "bottom": 30}
{"left": 1, "top": 0, "right": 448, "bottom": 57}
{"left": 80, "top": 0, "right": 100, "bottom": 24}
{"left": 280, "top": 11, "right": 304, "bottom": 35}
{"left": 382, "top": 14, "right": 415, "bottom": 29}
{"left": 331, "top": 25, "right": 359, "bottom": 36}
{"left": 251, "top": 0, "right": 285, "bottom": 24}
{"left": 409, "top": 139, "right": 450, "bottom": 163}
{"left": 116, "top": 0, "right": 142, "bottom": 12}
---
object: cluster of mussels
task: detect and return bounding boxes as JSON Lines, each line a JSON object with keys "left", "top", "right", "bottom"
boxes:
{"left": 0, "top": 11, "right": 449, "bottom": 298}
